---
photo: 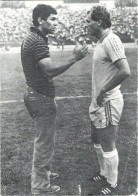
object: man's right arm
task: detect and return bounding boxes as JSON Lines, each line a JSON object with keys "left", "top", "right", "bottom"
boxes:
{"left": 38, "top": 44, "right": 88, "bottom": 78}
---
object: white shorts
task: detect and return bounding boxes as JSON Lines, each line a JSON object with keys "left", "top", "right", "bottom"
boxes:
{"left": 89, "top": 97, "right": 124, "bottom": 129}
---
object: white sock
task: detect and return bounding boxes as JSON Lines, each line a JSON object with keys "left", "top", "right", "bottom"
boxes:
{"left": 103, "top": 148, "right": 119, "bottom": 187}
{"left": 94, "top": 144, "right": 106, "bottom": 177}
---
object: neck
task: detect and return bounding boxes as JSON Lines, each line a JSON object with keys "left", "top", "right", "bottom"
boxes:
{"left": 96, "top": 28, "right": 110, "bottom": 40}
{"left": 37, "top": 26, "right": 48, "bottom": 36}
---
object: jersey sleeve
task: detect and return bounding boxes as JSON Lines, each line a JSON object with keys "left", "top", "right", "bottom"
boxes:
{"left": 105, "top": 35, "right": 126, "bottom": 63}
{"left": 32, "top": 38, "right": 50, "bottom": 63}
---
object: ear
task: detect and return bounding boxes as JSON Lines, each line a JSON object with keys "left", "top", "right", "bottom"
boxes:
{"left": 38, "top": 17, "right": 43, "bottom": 25}
{"left": 97, "top": 19, "right": 102, "bottom": 26}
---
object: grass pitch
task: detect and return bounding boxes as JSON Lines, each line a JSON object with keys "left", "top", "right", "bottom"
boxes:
{"left": 1, "top": 47, "right": 137, "bottom": 195}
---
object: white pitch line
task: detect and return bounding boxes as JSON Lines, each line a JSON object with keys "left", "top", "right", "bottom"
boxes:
{"left": 0, "top": 100, "right": 24, "bottom": 104}
{"left": 56, "top": 95, "right": 90, "bottom": 100}
{"left": 0, "top": 92, "right": 137, "bottom": 104}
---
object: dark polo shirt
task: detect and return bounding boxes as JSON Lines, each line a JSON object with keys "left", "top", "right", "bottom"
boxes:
{"left": 21, "top": 27, "right": 55, "bottom": 98}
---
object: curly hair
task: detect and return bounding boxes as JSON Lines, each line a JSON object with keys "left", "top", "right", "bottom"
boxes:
{"left": 32, "top": 4, "right": 57, "bottom": 27}
{"left": 91, "top": 6, "right": 111, "bottom": 29}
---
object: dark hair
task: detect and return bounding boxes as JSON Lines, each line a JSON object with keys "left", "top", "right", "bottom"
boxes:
{"left": 91, "top": 6, "right": 111, "bottom": 29}
{"left": 32, "top": 4, "right": 57, "bottom": 27}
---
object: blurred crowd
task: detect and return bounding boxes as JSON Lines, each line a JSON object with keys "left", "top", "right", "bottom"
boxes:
{"left": 0, "top": 8, "right": 31, "bottom": 45}
{"left": 0, "top": 6, "right": 137, "bottom": 48}
{"left": 110, "top": 7, "right": 137, "bottom": 42}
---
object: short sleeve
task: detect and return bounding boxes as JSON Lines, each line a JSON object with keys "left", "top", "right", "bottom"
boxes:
{"left": 105, "top": 35, "right": 126, "bottom": 63}
{"left": 32, "top": 38, "right": 50, "bottom": 63}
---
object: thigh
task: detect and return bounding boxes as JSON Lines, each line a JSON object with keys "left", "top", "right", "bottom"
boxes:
{"left": 89, "top": 98, "right": 124, "bottom": 129}
{"left": 110, "top": 98, "right": 124, "bottom": 125}
{"left": 97, "top": 125, "right": 118, "bottom": 151}
{"left": 25, "top": 91, "right": 57, "bottom": 144}
{"left": 24, "top": 89, "right": 57, "bottom": 119}
{"left": 91, "top": 121, "right": 100, "bottom": 144}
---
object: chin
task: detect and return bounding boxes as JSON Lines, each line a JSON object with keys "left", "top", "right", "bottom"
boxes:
{"left": 88, "top": 30, "right": 94, "bottom": 36}
{"left": 89, "top": 32, "right": 94, "bottom": 37}
{"left": 91, "top": 31, "right": 97, "bottom": 37}
{"left": 49, "top": 30, "right": 55, "bottom": 34}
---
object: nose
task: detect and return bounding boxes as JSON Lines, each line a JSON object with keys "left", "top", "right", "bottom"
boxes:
{"left": 84, "top": 23, "right": 88, "bottom": 27}
{"left": 54, "top": 20, "right": 58, "bottom": 26}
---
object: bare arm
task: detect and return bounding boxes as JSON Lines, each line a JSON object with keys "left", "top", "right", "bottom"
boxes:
{"left": 38, "top": 44, "right": 88, "bottom": 78}
{"left": 97, "top": 58, "right": 131, "bottom": 106}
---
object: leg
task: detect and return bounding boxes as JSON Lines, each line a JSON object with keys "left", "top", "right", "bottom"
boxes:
{"left": 97, "top": 125, "right": 118, "bottom": 152}
{"left": 97, "top": 125, "right": 119, "bottom": 186}
{"left": 90, "top": 98, "right": 124, "bottom": 194}
{"left": 24, "top": 90, "right": 58, "bottom": 194}
{"left": 31, "top": 98, "right": 57, "bottom": 194}
{"left": 91, "top": 122, "right": 106, "bottom": 178}
{"left": 91, "top": 121, "right": 100, "bottom": 144}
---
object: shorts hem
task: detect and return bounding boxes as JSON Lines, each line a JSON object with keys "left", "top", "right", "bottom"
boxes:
{"left": 94, "top": 122, "right": 119, "bottom": 129}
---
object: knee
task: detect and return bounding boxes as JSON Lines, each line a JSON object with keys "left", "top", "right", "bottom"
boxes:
{"left": 101, "top": 139, "right": 116, "bottom": 152}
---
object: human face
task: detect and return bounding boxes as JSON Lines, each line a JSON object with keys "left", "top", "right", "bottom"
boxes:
{"left": 41, "top": 14, "right": 58, "bottom": 35}
{"left": 86, "top": 12, "right": 99, "bottom": 37}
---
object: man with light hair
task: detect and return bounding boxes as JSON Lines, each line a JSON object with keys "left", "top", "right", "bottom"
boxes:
{"left": 86, "top": 5, "right": 131, "bottom": 195}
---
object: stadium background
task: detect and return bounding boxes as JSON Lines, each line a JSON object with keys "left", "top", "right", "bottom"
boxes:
{"left": 0, "top": 0, "right": 137, "bottom": 195}
{"left": 0, "top": 0, "right": 137, "bottom": 50}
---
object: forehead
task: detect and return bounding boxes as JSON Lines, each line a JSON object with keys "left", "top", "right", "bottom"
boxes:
{"left": 47, "top": 14, "right": 58, "bottom": 20}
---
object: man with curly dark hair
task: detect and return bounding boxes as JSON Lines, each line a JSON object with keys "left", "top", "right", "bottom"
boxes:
{"left": 86, "top": 6, "right": 131, "bottom": 195}
{"left": 21, "top": 4, "right": 88, "bottom": 194}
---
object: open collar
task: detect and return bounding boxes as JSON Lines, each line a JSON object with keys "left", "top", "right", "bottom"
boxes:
{"left": 30, "top": 27, "right": 48, "bottom": 42}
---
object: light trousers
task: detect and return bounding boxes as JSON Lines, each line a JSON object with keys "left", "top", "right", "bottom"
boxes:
{"left": 24, "top": 87, "right": 57, "bottom": 193}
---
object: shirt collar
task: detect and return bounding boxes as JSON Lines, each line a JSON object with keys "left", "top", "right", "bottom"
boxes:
{"left": 30, "top": 27, "right": 48, "bottom": 42}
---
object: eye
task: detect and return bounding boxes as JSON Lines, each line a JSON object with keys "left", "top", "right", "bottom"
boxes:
{"left": 51, "top": 16, "right": 57, "bottom": 21}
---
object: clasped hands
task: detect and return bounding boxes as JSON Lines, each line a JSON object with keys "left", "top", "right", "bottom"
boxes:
{"left": 73, "top": 43, "right": 88, "bottom": 61}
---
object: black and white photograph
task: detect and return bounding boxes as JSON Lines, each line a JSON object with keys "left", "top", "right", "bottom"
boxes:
{"left": 0, "top": 0, "right": 137, "bottom": 195}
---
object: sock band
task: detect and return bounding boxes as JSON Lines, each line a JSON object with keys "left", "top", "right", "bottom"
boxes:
{"left": 103, "top": 148, "right": 119, "bottom": 186}
{"left": 94, "top": 143, "right": 106, "bottom": 177}
{"left": 103, "top": 148, "right": 117, "bottom": 158}
{"left": 94, "top": 143, "right": 102, "bottom": 149}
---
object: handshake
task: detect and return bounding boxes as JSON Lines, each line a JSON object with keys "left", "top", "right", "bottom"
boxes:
{"left": 73, "top": 42, "right": 88, "bottom": 62}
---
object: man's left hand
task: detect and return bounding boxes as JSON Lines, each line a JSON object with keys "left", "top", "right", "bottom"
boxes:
{"left": 97, "top": 92, "right": 104, "bottom": 107}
